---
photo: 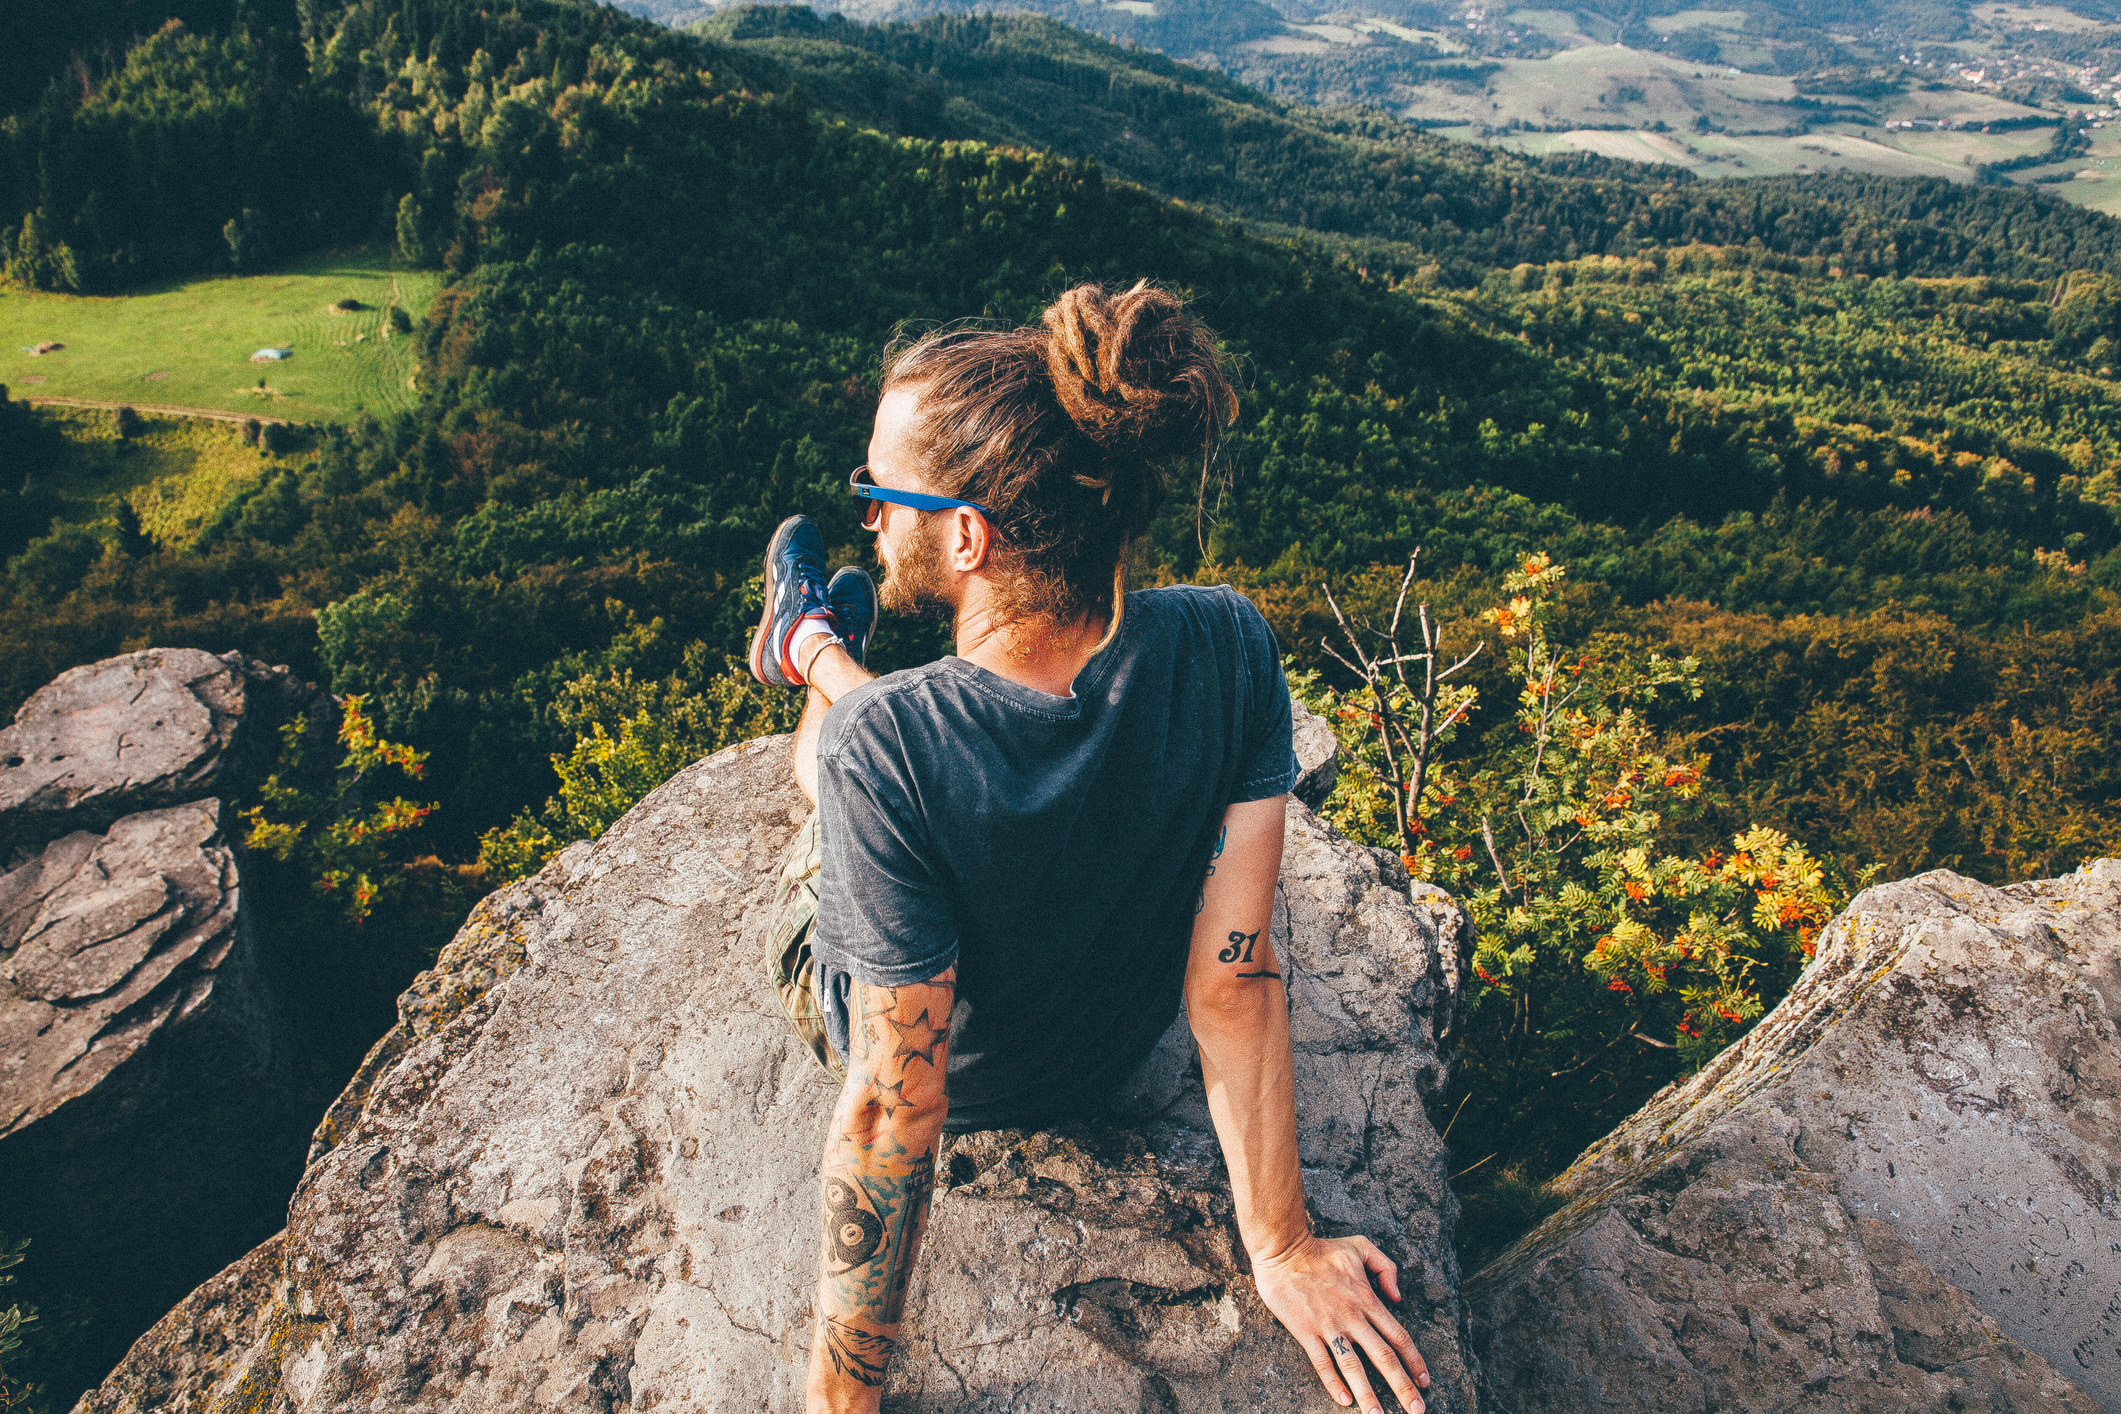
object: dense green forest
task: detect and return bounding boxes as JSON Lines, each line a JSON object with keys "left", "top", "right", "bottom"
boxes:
{"left": 4, "top": 0, "right": 2121, "bottom": 1400}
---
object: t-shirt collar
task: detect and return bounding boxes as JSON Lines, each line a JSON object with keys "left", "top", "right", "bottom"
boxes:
{"left": 938, "top": 592, "right": 1136, "bottom": 716}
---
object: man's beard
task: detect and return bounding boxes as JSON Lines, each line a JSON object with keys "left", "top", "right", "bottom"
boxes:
{"left": 877, "top": 515, "right": 955, "bottom": 620}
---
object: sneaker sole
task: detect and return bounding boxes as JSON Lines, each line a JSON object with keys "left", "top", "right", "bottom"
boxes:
{"left": 749, "top": 515, "right": 808, "bottom": 687}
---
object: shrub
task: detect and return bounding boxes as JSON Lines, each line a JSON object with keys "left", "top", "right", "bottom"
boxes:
{"left": 477, "top": 646, "right": 802, "bottom": 883}
{"left": 1297, "top": 551, "right": 1870, "bottom": 1176}
{"left": 0, "top": 1235, "right": 34, "bottom": 1411}
{"left": 5, "top": 526, "right": 104, "bottom": 605}
{"left": 240, "top": 696, "right": 437, "bottom": 922}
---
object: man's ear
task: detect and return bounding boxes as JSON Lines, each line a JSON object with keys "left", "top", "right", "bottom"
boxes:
{"left": 949, "top": 506, "right": 991, "bottom": 573}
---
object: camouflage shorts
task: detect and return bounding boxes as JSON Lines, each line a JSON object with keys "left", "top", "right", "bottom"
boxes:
{"left": 766, "top": 811, "right": 845, "bottom": 1080}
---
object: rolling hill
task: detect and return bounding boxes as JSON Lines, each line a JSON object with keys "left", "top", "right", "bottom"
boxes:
{"left": 641, "top": 0, "right": 2121, "bottom": 208}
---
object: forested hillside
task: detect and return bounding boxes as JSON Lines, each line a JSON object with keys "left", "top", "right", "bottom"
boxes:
{"left": 4, "top": 0, "right": 2121, "bottom": 1400}
{"left": 678, "top": 0, "right": 2121, "bottom": 199}
{"left": 698, "top": 7, "right": 2121, "bottom": 281}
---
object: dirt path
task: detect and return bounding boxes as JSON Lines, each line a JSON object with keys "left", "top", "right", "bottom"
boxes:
{"left": 21, "top": 395, "right": 302, "bottom": 427}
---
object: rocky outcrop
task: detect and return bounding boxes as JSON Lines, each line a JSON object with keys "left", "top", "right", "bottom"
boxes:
{"left": 0, "top": 648, "right": 330, "bottom": 863}
{"left": 82, "top": 707, "right": 1482, "bottom": 1412}
{"left": 3, "top": 801, "right": 252, "bottom": 1135}
{"left": 0, "top": 650, "right": 335, "bottom": 1402}
{"left": 1469, "top": 862, "right": 2121, "bottom": 1414}
{"left": 1290, "top": 699, "right": 1339, "bottom": 811}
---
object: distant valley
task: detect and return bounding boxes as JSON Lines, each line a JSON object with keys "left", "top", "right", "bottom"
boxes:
{"left": 618, "top": 0, "right": 2121, "bottom": 212}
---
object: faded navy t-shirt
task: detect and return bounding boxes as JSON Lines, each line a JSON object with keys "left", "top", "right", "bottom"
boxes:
{"left": 812, "top": 583, "right": 1299, "bottom": 1133}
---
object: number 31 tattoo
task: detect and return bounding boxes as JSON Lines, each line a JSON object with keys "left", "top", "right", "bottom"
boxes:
{"left": 1220, "top": 928, "right": 1280, "bottom": 981}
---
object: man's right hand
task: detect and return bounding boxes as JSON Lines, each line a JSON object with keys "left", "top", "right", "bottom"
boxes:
{"left": 1251, "top": 1233, "right": 1429, "bottom": 1414}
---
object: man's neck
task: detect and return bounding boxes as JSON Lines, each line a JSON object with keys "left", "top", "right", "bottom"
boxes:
{"left": 952, "top": 599, "right": 1112, "bottom": 699}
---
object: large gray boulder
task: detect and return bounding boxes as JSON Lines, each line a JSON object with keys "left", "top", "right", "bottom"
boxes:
{"left": 0, "top": 649, "right": 335, "bottom": 1402}
{"left": 82, "top": 711, "right": 1482, "bottom": 1413}
{"left": 1469, "top": 861, "right": 2121, "bottom": 1414}
{"left": 0, "top": 801, "right": 306, "bottom": 1396}
{"left": 3, "top": 801, "right": 250, "bottom": 1134}
{"left": 0, "top": 648, "right": 332, "bottom": 862}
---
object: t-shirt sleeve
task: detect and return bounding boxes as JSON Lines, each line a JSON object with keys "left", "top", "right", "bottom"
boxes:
{"left": 1228, "top": 590, "right": 1300, "bottom": 803}
{"left": 814, "top": 716, "right": 962, "bottom": 986}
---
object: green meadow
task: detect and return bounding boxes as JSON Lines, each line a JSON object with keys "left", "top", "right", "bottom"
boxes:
{"left": 1, "top": 246, "right": 438, "bottom": 423}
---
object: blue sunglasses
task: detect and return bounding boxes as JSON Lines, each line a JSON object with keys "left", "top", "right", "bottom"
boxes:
{"left": 849, "top": 464, "right": 992, "bottom": 527}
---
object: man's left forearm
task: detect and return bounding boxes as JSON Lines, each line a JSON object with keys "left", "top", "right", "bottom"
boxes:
{"left": 1186, "top": 796, "right": 1431, "bottom": 1414}
{"left": 1185, "top": 796, "right": 1309, "bottom": 1260}
{"left": 1190, "top": 967, "right": 1310, "bottom": 1261}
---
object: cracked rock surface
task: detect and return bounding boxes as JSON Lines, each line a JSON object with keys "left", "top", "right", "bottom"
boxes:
{"left": 82, "top": 705, "right": 1482, "bottom": 1412}
{"left": 2, "top": 800, "right": 251, "bottom": 1135}
{"left": 0, "top": 648, "right": 329, "bottom": 862}
{"left": 1469, "top": 862, "right": 2121, "bottom": 1414}
{"left": 0, "top": 649, "right": 333, "bottom": 1401}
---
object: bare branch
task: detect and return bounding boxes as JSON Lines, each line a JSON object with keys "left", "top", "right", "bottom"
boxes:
{"left": 1320, "top": 641, "right": 1370, "bottom": 681}
{"left": 1549, "top": 1021, "right": 1665, "bottom": 1077}
{"left": 1322, "top": 585, "right": 1378, "bottom": 678}
{"left": 1387, "top": 549, "right": 1418, "bottom": 642}
{"left": 1482, "top": 815, "right": 1512, "bottom": 899}
{"left": 1440, "top": 643, "right": 1485, "bottom": 679}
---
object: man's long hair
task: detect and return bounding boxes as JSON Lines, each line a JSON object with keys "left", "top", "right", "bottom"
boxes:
{"left": 880, "top": 281, "right": 1239, "bottom": 632}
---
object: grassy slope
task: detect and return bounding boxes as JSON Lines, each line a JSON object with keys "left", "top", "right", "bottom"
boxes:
{"left": 0, "top": 247, "right": 438, "bottom": 423}
{"left": 34, "top": 407, "right": 303, "bottom": 548}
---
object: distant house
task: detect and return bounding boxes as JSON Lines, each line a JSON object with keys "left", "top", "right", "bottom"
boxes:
{"left": 250, "top": 347, "right": 293, "bottom": 362}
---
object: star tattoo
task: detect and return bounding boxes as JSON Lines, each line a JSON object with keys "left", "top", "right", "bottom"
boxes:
{"left": 888, "top": 1008, "right": 948, "bottom": 1068}
{"left": 868, "top": 1077, "right": 915, "bottom": 1116}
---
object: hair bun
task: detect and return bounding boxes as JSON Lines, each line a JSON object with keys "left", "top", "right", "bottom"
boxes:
{"left": 1041, "top": 281, "right": 1236, "bottom": 472}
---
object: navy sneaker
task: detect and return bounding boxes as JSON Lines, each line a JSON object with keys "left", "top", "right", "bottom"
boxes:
{"left": 749, "top": 515, "right": 834, "bottom": 688}
{"left": 828, "top": 566, "right": 879, "bottom": 670}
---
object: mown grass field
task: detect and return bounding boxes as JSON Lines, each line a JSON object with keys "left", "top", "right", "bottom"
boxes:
{"left": 1, "top": 246, "right": 439, "bottom": 423}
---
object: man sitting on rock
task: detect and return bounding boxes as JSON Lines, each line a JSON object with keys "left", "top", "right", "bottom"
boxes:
{"left": 748, "top": 281, "right": 1430, "bottom": 1414}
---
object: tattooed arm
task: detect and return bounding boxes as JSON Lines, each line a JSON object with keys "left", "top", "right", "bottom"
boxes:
{"left": 1185, "top": 797, "right": 1430, "bottom": 1414}
{"left": 805, "top": 968, "right": 954, "bottom": 1414}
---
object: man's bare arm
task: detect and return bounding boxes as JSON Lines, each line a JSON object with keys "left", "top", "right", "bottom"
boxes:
{"left": 806, "top": 968, "right": 954, "bottom": 1413}
{"left": 1186, "top": 796, "right": 1429, "bottom": 1414}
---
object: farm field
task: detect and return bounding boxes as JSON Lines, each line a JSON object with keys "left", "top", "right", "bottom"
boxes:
{"left": 2018, "top": 124, "right": 2121, "bottom": 214}
{"left": 1, "top": 246, "right": 438, "bottom": 424}
{"left": 1291, "top": 38, "right": 1810, "bottom": 133}
{"left": 1496, "top": 121, "right": 2051, "bottom": 180}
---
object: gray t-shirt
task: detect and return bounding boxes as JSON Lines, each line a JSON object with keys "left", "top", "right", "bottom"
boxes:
{"left": 813, "top": 583, "right": 1299, "bottom": 1132}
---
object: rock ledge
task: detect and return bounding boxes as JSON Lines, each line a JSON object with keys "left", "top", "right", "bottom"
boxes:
{"left": 85, "top": 717, "right": 1481, "bottom": 1412}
